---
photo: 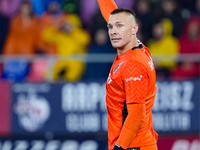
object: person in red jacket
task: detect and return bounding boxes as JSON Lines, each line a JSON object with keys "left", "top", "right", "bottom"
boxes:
{"left": 171, "top": 16, "right": 200, "bottom": 80}
{"left": 97, "top": 0, "right": 158, "bottom": 150}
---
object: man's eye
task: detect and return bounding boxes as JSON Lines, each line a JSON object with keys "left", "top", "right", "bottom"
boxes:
{"left": 117, "top": 24, "right": 122, "bottom": 27}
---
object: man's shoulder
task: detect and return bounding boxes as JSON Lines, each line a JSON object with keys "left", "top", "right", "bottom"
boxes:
{"left": 131, "top": 46, "right": 151, "bottom": 62}
{"left": 127, "top": 46, "right": 154, "bottom": 72}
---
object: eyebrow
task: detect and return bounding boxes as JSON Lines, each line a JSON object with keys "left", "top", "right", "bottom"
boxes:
{"left": 107, "top": 21, "right": 124, "bottom": 26}
{"left": 115, "top": 21, "right": 123, "bottom": 24}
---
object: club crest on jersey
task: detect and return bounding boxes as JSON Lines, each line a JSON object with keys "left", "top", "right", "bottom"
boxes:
{"left": 107, "top": 73, "right": 112, "bottom": 84}
{"left": 113, "top": 63, "right": 123, "bottom": 74}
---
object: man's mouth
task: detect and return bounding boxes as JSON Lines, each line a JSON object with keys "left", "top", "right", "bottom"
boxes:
{"left": 111, "top": 38, "right": 121, "bottom": 42}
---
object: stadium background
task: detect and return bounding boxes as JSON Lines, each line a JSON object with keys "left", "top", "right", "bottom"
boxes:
{"left": 0, "top": 0, "right": 199, "bottom": 150}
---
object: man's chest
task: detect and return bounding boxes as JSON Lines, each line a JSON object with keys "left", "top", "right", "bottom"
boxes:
{"left": 106, "top": 60, "right": 127, "bottom": 99}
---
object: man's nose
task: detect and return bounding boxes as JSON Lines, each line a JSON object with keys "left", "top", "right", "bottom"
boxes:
{"left": 110, "top": 27, "right": 117, "bottom": 35}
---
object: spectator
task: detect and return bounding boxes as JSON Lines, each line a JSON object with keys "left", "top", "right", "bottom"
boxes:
{"left": 147, "top": 19, "right": 179, "bottom": 79}
{"left": 41, "top": 10, "right": 90, "bottom": 82}
{"left": 179, "top": 16, "right": 200, "bottom": 54}
{"left": 89, "top": 10, "right": 107, "bottom": 38}
{"left": 84, "top": 28, "right": 115, "bottom": 80}
{"left": 171, "top": 16, "right": 200, "bottom": 80}
{"left": 40, "top": 1, "right": 66, "bottom": 54}
{"left": 2, "top": 0, "right": 43, "bottom": 81}
{"left": 155, "top": 0, "right": 185, "bottom": 38}
{"left": 134, "top": 0, "right": 153, "bottom": 44}
{"left": 3, "top": 0, "right": 43, "bottom": 55}
{"left": 41, "top": 1, "right": 66, "bottom": 30}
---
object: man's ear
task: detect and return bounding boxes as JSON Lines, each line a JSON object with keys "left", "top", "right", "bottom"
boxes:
{"left": 132, "top": 24, "right": 138, "bottom": 35}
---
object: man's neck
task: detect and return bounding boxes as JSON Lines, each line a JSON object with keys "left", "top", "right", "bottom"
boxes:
{"left": 117, "top": 38, "right": 139, "bottom": 55}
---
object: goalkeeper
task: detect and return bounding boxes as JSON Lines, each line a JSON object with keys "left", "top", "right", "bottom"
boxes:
{"left": 97, "top": 0, "right": 158, "bottom": 150}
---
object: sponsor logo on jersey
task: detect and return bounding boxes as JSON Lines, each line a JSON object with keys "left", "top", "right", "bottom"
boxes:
{"left": 126, "top": 75, "right": 143, "bottom": 82}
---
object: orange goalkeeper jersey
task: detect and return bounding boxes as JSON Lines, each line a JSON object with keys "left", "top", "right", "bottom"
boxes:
{"left": 98, "top": 0, "right": 158, "bottom": 149}
{"left": 106, "top": 43, "right": 158, "bottom": 149}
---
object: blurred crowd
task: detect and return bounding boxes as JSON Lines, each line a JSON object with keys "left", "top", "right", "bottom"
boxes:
{"left": 0, "top": 0, "right": 199, "bottom": 82}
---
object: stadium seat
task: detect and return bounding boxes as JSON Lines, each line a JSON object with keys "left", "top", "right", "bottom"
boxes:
{"left": 27, "top": 58, "right": 48, "bottom": 82}
{"left": 2, "top": 59, "right": 29, "bottom": 81}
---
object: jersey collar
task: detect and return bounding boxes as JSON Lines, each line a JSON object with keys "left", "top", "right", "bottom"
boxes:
{"left": 132, "top": 38, "right": 143, "bottom": 50}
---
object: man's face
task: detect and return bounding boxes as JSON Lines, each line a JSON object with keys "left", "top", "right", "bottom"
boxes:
{"left": 20, "top": 3, "right": 32, "bottom": 16}
{"left": 107, "top": 12, "right": 135, "bottom": 50}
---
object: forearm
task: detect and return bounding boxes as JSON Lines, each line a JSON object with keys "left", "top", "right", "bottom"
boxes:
{"left": 97, "top": 0, "right": 118, "bottom": 23}
{"left": 117, "top": 103, "right": 146, "bottom": 148}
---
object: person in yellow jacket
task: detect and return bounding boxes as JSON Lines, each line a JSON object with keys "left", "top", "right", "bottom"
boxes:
{"left": 147, "top": 18, "right": 179, "bottom": 78}
{"left": 42, "top": 13, "right": 90, "bottom": 82}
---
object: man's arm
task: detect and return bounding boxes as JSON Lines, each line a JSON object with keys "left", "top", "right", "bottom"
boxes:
{"left": 97, "top": 0, "right": 118, "bottom": 23}
{"left": 115, "top": 103, "right": 146, "bottom": 149}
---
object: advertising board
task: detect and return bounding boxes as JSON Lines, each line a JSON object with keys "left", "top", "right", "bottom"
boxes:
{"left": 11, "top": 79, "right": 199, "bottom": 134}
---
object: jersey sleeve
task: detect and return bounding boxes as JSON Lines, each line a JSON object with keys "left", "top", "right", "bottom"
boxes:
{"left": 122, "top": 60, "right": 149, "bottom": 104}
{"left": 97, "top": 0, "right": 118, "bottom": 23}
